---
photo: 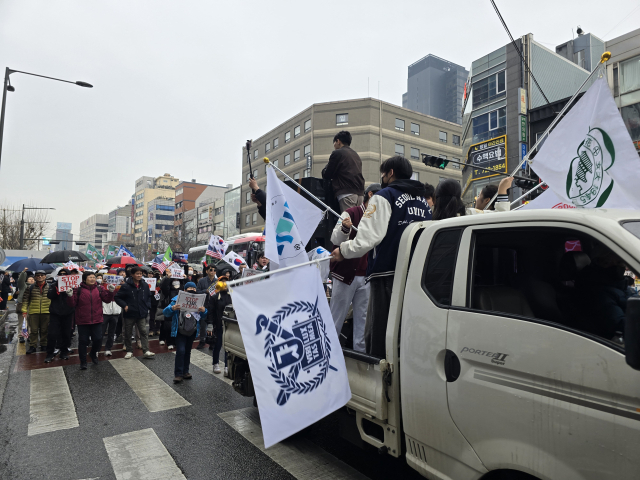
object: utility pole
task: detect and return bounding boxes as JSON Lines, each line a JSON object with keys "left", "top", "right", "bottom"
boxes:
{"left": 19, "top": 203, "right": 24, "bottom": 250}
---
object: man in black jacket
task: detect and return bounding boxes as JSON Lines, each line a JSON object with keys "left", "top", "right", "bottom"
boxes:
{"left": 0, "top": 269, "right": 11, "bottom": 311}
{"left": 207, "top": 263, "right": 234, "bottom": 374}
{"left": 249, "top": 178, "right": 266, "bottom": 220}
{"left": 45, "top": 267, "right": 76, "bottom": 363}
{"left": 115, "top": 267, "right": 155, "bottom": 359}
{"left": 322, "top": 131, "right": 365, "bottom": 212}
{"left": 195, "top": 264, "right": 217, "bottom": 349}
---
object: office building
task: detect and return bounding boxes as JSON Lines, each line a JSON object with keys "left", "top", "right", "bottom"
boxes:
{"left": 53, "top": 222, "right": 73, "bottom": 251}
{"left": 133, "top": 173, "right": 180, "bottom": 245}
{"left": 556, "top": 31, "right": 605, "bottom": 72}
{"left": 79, "top": 214, "right": 109, "bottom": 249}
{"left": 605, "top": 27, "right": 640, "bottom": 152}
{"left": 461, "top": 34, "right": 592, "bottom": 204}
{"left": 146, "top": 197, "right": 175, "bottom": 245}
{"left": 108, "top": 205, "right": 131, "bottom": 235}
{"left": 402, "top": 54, "right": 468, "bottom": 124}
{"left": 174, "top": 181, "right": 228, "bottom": 233}
{"left": 195, "top": 193, "right": 227, "bottom": 244}
{"left": 241, "top": 98, "right": 463, "bottom": 233}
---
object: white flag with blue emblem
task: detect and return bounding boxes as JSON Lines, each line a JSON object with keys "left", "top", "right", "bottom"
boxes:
{"left": 265, "top": 166, "right": 323, "bottom": 269}
{"left": 531, "top": 77, "right": 640, "bottom": 209}
{"left": 231, "top": 265, "right": 351, "bottom": 448}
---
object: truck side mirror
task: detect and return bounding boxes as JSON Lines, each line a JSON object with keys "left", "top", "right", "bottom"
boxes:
{"left": 625, "top": 297, "right": 640, "bottom": 370}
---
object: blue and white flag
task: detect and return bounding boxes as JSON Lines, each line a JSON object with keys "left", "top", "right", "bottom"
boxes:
{"left": 231, "top": 265, "right": 351, "bottom": 448}
{"left": 265, "top": 166, "right": 323, "bottom": 269}
{"left": 117, "top": 245, "right": 135, "bottom": 258}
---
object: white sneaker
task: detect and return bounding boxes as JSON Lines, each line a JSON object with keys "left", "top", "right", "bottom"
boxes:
{"left": 168, "top": 345, "right": 174, "bottom": 350}
{"left": 213, "top": 364, "right": 221, "bottom": 374}
{"left": 105, "top": 350, "right": 112, "bottom": 356}
{"left": 224, "top": 367, "right": 228, "bottom": 376}
{"left": 53, "top": 348, "right": 60, "bottom": 355}
{"left": 159, "top": 340, "right": 165, "bottom": 345}
{"left": 143, "top": 351, "right": 155, "bottom": 358}
{"left": 124, "top": 352, "right": 133, "bottom": 359}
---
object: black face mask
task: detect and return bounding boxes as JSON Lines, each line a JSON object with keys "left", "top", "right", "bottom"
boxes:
{"left": 381, "top": 176, "right": 388, "bottom": 189}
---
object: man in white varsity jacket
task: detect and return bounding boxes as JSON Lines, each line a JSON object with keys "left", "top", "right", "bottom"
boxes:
{"left": 331, "top": 156, "right": 430, "bottom": 357}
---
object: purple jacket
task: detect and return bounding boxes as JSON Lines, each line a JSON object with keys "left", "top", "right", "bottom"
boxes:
{"left": 67, "top": 283, "right": 115, "bottom": 325}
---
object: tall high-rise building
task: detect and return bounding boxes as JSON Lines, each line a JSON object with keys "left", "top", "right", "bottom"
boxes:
{"left": 54, "top": 222, "right": 73, "bottom": 251}
{"left": 133, "top": 173, "right": 180, "bottom": 245}
{"left": 79, "top": 214, "right": 109, "bottom": 249}
{"left": 402, "top": 54, "right": 468, "bottom": 125}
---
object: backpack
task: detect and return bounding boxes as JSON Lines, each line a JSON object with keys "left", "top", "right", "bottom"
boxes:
{"left": 178, "top": 311, "right": 198, "bottom": 336}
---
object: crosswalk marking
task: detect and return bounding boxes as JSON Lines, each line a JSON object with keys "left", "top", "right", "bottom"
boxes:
{"left": 103, "top": 428, "right": 186, "bottom": 480}
{"left": 219, "top": 407, "right": 370, "bottom": 480}
{"left": 28, "top": 366, "right": 79, "bottom": 436}
{"left": 110, "top": 358, "right": 190, "bottom": 412}
{"left": 179, "top": 349, "right": 234, "bottom": 386}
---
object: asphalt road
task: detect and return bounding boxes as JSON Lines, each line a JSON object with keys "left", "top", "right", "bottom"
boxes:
{"left": 0, "top": 306, "right": 425, "bottom": 480}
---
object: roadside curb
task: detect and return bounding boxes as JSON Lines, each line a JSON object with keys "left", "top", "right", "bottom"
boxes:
{"left": 0, "top": 310, "right": 14, "bottom": 412}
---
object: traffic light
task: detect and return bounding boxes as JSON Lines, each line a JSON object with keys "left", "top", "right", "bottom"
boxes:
{"left": 422, "top": 154, "right": 448, "bottom": 170}
{"left": 515, "top": 175, "right": 537, "bottom": 190}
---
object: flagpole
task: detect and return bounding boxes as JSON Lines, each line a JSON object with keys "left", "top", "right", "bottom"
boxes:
{"left": 510, "top": 182, "right": 547, "bottom": 206}
{"left": 263, "top": 157, "right": 358, "bottom": 232}
{"left": 219, "top": 256, "right": 332, "bottom": 291}
{"left": 484, "top": 51, "right": 612, "bottom": 210}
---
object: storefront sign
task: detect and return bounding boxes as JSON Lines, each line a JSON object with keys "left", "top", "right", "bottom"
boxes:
{"left": 520, "top": 115, "right": 527, "bottom": 142}
{"left": 519, "top": 88, "right": 527, "bottom": 115}
{"left": 467, "top": 135, "right": 507, "bottom": 180}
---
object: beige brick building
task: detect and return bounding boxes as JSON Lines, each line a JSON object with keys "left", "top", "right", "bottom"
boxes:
{"left": 241, "top": 98, "right": 463, "bottom": 233}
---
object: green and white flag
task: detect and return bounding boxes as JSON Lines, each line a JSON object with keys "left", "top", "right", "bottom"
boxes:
{"left": 105, "top": 245, "right": 118, "bottom": 259}
{"left": 532, "top": 77, "right": 640, "bottom": 209}
{"left": 162, "top": 246, "right": 173, "bottom": 265}
{"left": 86, "top": 243, "right": 105, "bottom": 263}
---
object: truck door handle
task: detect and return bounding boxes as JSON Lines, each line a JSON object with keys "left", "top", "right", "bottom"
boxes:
{"left": 444, "top": 349, "right": 461, "bottom": 382}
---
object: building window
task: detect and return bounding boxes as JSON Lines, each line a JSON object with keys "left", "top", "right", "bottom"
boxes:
{"left": 246, "top": 192, "right": 251, "bottom": 204}
{"left": 411, "top": 123, "right": 420, "bottom": 135}
{"left": 451, "top": 158, "right": 461, "bottom": 169}
{"left": 254, "top": 149, "right": 258, "bottom": 160}
{"left": 294, "top": 125, "right": 301, "bottom": 138}
{"left": 176, "top": 188, "right": 183, "bottom": 197}
{"left": 410, "top": 147, "right": 420, "bottom": 159}
{"left": 252, "top": 212, "right": 258, "bottom": 225}
{"left": 473, "top": 70, "right": 507, "bottom": 108}
{"left": 452, "top": 134, "right": 460, "bottom": 146}
{"left": 245, "top": 214, "right": 250, "bottom": 226}
{"left": 439, "top": 131, "right": 447, "bottom": 143}
{"left": 304, "top": 119, "right": 311, "bottom": 132}
{"left": 336, "top": 113, "right": 348, "bottom": 125}
{"left": 395, "top": 118, "right": 405, "bottom": 131}
{"left": 411, "top": 172, "right": 419, "bottom": 181}
{"left": 285, "top": 131, "right": 291, "bottom": 143}
{"left": 303, "top": 169, "right": 310, "bottom": 178}
{"left": 293, "top": 173, "right": 300, "bottom": 180}
{"left": 620, "top": 55, "right": 640, "bottom": 94}
{"left": 253, "top": 169, "right": 258, "bottom": 178}
{"left": 304, "top": 144, "right": 310, "bottom": 156}
{"left": 395, "top": 144, "right": 404, "bottom": 155}
{"left": 273, "top": 159, "right": 279, "bottom": 168}
{"left": 284, "top": 154, "right": 291, "bottom": 165}
{"left": 294, "top": 149, "right": 300, "bottom": 162}
{"left": 273, "top": 137, "right": 279, "bottom": 149}
{"left": 472, "top": 106, "right": 507, "bottom": 143}
{"left": 265, "top": 142, "right": 270, "bottom": 153}
{"left": 246, "top": 172, "right": 250, "bottom": 181}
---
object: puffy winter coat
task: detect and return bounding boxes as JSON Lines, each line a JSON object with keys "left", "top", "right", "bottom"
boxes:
{"left": 115, "top": 277, "right": 151, "bottom": 319}
{"left": 48, "top": 284, "right": 76, "bottom": 316}
{"left": 67, "top": 283, "right": 115, "bottom": 325}
{"left": 102, "top": 295, "right": 122, "bottom": 315}
{"left": 21, "top": 281, "right": 51, "bottom": 314}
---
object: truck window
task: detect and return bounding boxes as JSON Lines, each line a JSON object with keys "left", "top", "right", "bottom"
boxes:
{"left": 422, "top": 228, "right": 463, "bottom": 306}
{"left": 468, "top": 227, "right": 638, "bottom": 350}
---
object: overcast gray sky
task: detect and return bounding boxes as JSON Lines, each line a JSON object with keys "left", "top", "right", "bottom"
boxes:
{"left": 0, "top": 0, "right": 637, "bottom": 240}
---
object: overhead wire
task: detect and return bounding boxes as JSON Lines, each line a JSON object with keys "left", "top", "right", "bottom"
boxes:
{"left": 489, "top": 0, "right": 551, "bottom": 105}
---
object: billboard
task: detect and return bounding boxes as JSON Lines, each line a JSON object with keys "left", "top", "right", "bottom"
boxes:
{"left": 468, "top": 135, "right": 507, "bottom": 180}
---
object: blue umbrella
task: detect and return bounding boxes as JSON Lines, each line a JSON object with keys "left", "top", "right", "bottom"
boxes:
{"left": 5, "top": 258, "right": 57, "bottom": 273}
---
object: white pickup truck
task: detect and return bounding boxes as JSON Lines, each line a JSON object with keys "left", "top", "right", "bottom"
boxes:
{"left": 223, "top": 209, "right": 640, "bottom": 480}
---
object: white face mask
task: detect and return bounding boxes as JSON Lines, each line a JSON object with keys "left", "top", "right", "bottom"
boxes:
{"left": 188, "top": 269, "right": 194, "bottom": 275}
{"left": 172, "top": 282, "right": 180, "bottom": 289}
{"left": 96, "top": 278, "right": 103, "bottom": 284}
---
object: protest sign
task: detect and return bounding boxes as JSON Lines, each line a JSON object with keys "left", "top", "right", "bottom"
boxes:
{"left": 143, "top": 277, "right": 157, "bottom": 290}
{"left": 58, "top": 274, "right": 81, "bottom": 290}
{"left": 240, "top": 268, "right": 264, "bottom": 285}
{"left": 104, "top": 275, "right": 122, "bottom": 286}
{"left": 175, "top": 291, "right": 206, "bottom": 312}
{"left": 169, "top": 264, "right": 185, "bottom": 279}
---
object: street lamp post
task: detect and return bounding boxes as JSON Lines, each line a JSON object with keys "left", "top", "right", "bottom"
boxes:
{"left": 0, "top": 67, "right": 93, "bottom": 171}
{"left": 20, "top": 205, "right": 56, "bottom": 250}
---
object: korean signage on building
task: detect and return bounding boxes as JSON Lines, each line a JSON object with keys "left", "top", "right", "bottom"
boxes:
{"left": 468, "top": 135, "right": 507, "bottom": 180}
{"left": 520, "top": 115, "right": 527, "bottom": 142}
{"left": 519, "top": 88, "right": 527, "bottom": 115}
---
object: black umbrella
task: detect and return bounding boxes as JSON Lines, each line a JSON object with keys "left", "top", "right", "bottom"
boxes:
{"left": 40, "top": 250, "right": 90, "bottom": 263}
{"left": 6, "top": 258, "right": 57, "bottom": 273}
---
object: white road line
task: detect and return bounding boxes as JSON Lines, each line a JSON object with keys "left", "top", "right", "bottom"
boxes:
{"left": 219, "top": 407, "right": 370, "bottom": 480}
{"left": 110, "top": 358, "right": 190, "bottom": 412}
{"left": 28, "top": 366, "right": 79, "bottom": 436}
{"left": 103, "top": 428, "right": 186, "bottom": 480}
{"left": 179, "top": 349, "right": 234, "bottom": 386}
